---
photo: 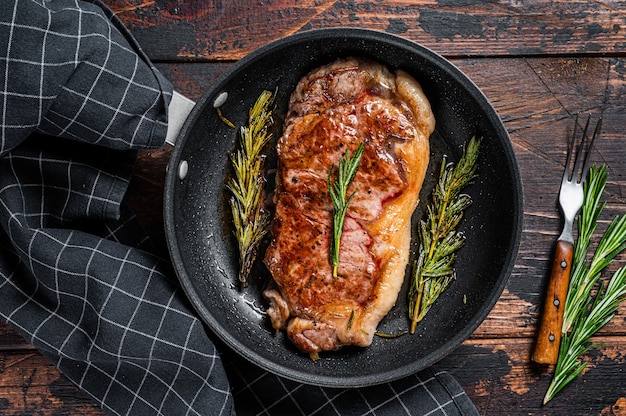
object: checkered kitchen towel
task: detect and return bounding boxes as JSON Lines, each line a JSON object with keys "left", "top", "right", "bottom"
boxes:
{"left": 0, "top": 1, "right": 479, "bottom": 415}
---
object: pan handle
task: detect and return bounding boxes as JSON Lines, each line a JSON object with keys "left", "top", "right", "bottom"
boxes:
{"left": 165, "top": 90, "right": 196, "bottom": 146}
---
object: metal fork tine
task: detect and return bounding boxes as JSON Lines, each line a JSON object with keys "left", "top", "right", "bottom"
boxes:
{"left": 580, "top": 117, "right": 602, "bottom": 183}
{"left": 562, "top": 115, "right": 578, "bottom": 182}
{"left": 570, "top": 116, "right": 590, "bottom": 182}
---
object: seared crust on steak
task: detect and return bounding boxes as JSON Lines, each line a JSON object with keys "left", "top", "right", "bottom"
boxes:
{"left": 263, "top": 57, "right": 435, "bottom": 359}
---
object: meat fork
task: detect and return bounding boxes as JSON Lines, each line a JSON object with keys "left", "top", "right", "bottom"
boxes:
{"left": 533, "top": 115, "right": 601, "bottom": 365}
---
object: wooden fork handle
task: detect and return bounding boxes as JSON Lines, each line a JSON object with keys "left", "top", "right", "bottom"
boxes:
{"left": 533, "top": 240, "right": 574, "bottom": 365}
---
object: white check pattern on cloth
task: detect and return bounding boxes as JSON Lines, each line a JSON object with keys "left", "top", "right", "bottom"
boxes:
{"left": 0, "top": 1, "right": 480, "bottom": 415}
{"left": 0, "top": 1, "right": 234, "bottom": 415}
{"left": 1, "top": 0, "right": 170, "bottom": 154}
{"left": 224, "top": 348, "right": 478, "bottom": 416}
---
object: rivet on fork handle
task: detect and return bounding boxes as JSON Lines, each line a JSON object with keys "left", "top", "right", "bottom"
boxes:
{"left": 533, "top": 240, "right": 574, "bottom": 364}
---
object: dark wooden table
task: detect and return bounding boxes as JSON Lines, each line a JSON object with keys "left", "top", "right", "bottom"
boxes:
{"left": 2, "top": 1, "right": 626, "bottom": 414}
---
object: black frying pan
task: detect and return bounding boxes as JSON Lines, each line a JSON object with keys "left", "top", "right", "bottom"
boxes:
{"left": 164, "top": 28, "right": 523, "bottom": 388}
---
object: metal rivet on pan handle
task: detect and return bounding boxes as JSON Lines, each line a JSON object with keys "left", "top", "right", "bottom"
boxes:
{"left": 178, "top": 160, "right": 189, "bottom": 180}
{"left": 214, "top": 92, "right": 228, "bottom": 108}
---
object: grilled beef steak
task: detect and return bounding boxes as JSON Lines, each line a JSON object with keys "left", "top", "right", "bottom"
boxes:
{"left": 263, "top": 57, "right": 435, "bottom": 359}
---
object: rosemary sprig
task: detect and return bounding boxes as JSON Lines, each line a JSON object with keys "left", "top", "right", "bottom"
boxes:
{"left": 544, "top": 164, "right": 626, "bottom": 404}
{"left": 227, "top": 90, "right": 275, "bottom": 288}
{"left": 408, "top": 136, "right": 480, "bottom": 333}
{"left": 327, "top": 142, "right": 365, "bottom": 277}
{"left": 562, "top": 164, "right": 609, "bottom": 333}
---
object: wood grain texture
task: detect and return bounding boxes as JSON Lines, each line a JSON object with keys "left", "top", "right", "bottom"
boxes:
{"left": 1, "top": 336, "right": 624, "bottom": 415}
{"left": 0, "top": 352, "right": 102, "bottom": 415}
{"left": 104, "top": 0, "right": 626, "bottom": 61}
{"left": 439, "top": 337, "right": 626, "bottom": 415}
{"left": 533, "top": 240, "right": 573, "bottom": 364}
{"left": 2, "top": 0, "right": 626, "bottom": 413}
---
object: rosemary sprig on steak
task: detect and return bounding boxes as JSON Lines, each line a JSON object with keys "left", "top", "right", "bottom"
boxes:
{"left": 227, "top": 90, "right": 275, "bottom": 288}
{"left": 327, "top": 142, "right": 365, "bottom": 277}
{"left": 408, "top": 136, "right": 480, "bottom": 333}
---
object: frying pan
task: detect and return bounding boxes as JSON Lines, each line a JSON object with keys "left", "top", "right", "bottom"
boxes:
{"left": 164, "top": 28, "right": 523, "bottom": 388}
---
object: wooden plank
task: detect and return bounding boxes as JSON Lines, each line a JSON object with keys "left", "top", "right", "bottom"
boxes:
{"left": 1, "top": 338, "right": 624, "bottom": 415}
{"left": 439, "top": 337, "right": 626, "bottom": 415}
{"left": 0, "top": 324, "right": 33, "bottom": 351}
{"left": 104, "top": 0, "right": 626, "bottom": 61}
{"left": 0, "top": 352, "right": 103, "bottom": 415}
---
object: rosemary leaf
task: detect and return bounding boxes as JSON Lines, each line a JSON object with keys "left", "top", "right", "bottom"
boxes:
{"left": 408, "top": 136, "right": 480, "bottom": 333}
{"left": 327, "top": 142, "right": 365, "bottom": 277}
{"left": 544, "top": 164, "right": 626, "bottom": 404}
{"left": 227, "top": 90, "right": 275, "bottom": 288}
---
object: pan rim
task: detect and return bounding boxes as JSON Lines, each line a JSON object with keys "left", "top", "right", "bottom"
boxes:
{"left": 164, "top": 27, "right": 524, "bottom": 388}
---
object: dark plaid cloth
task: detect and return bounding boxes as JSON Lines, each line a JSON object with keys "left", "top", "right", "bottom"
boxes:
{"left": 0, "top": 1, "right": 479, "bottom": 415}
{"left": 226, "top": 355, "right": 478, "bottom": 416}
